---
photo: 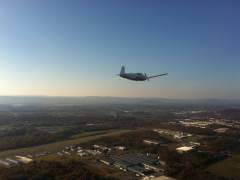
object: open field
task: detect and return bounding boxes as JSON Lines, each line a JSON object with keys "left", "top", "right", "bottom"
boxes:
{"left": 0, "top": 129, "right": 133, "bottom": 159}
{"left": 207, "top": 154, "right": 240, "bottom": 179}
{"left": 70, "top": 130, "right": 108, "bottom": 139}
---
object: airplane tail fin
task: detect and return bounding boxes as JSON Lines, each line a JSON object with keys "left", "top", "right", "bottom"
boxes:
{"left": 120, "top": 66, "right": 125, "bottom": 75}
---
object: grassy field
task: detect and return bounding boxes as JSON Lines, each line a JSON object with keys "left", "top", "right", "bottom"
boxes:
{"left": 70, "top": 130, "right": 108, "bottom": 139}
{"left": 207, "top": 155, "right": 240, "bottom": 179}
{"left": 0, "top": 129, "right": 133, "bottom": 159}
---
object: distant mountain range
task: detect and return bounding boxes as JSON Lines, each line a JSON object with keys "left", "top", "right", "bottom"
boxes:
{"left": 0, "top": 96, "right": 239, "bottom": 106}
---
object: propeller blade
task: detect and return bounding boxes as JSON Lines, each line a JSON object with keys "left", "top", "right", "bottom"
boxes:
{"left": 145, "top": 73, "right": 149, "bottom": 81}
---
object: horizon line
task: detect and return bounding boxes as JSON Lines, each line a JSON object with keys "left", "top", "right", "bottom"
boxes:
{"left": 0, "top": 95, "right": 239, "bottom": 101}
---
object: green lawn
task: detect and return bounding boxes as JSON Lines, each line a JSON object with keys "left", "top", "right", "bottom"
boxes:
{"left": 207, "top": 155, "right": 240, "bottom": 179}
{"left": 0, "top": 129, "right": 132, "bottom": 159}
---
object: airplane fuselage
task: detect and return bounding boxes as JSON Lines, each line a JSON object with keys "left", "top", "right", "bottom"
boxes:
{"left": 118, "top": 66, "right": 167, "bottom": 81}
{"left": 120, "top": 73, "right": 147, "bottom": 81}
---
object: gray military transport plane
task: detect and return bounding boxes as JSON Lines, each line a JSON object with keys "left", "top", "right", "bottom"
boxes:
{"left": 118, "top": 66, "right": 168, "bottom": 81}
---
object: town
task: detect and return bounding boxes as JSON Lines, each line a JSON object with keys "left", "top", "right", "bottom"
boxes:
{"left": 0, "top": 101, "right": 239, "bottom": 179}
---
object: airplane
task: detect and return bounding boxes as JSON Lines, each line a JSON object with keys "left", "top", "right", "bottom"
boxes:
{"left": 118, "top": 66, "right": 168, "bottom": 81}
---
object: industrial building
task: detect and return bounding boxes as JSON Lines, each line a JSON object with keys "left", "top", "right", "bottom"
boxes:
{"left": 100, "top": 153, "right": 165, "bottom": 177}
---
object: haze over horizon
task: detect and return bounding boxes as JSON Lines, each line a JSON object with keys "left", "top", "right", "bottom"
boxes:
{"left": 0, "top": 1, "right": 239, "bottom": 99}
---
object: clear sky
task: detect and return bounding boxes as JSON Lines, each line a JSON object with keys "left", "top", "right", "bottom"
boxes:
{"left": 0, "top": 0, "right": 239, "bottom": 99}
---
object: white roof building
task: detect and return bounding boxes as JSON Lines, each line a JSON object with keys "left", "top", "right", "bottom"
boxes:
{"left": 115, "top": 146, "right": 126, "bottom": 150}
{"left": 15, "top": 156, "right": 33, "bottom": 164}
{"left": 214, "top": 128, "right": 229, "bottom": 133}
{"left": 143, "top": 139, "right": 159, "bottom": 145}
{"left": 176, "top": 146, "right": 193, "bottom": 153}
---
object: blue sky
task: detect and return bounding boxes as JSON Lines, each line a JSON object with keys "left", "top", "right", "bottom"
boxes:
{"left": 0, "top": 0, "right": 239, "bottom": 99}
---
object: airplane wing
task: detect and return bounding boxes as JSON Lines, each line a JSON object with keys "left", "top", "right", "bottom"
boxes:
{"left": 148, "top": 73, "right": 168, "bottom": 79}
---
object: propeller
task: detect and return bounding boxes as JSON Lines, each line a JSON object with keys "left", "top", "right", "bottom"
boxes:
{"left": 144, "top": 73, "right": 149, "bottom": 81}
